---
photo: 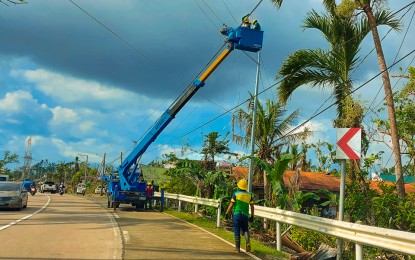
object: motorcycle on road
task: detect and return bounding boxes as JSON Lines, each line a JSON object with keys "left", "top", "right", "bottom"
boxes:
{"left": 30, "top": 186, "right": 37, "bottom": 196}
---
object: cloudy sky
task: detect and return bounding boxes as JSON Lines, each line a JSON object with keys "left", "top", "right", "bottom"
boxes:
{"left": 1, "top": 0, "right": 414, "bottom": 171}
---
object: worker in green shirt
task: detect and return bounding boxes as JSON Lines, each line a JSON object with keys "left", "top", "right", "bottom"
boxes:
{"left": 252, "top": 19, "right": 261, "bottom": 30}
{"left": 226, "top": 179, "right": 254, "bottom": 253}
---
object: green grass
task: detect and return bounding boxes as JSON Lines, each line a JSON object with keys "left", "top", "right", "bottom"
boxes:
{"left": 164, "top": 209, "right": 289, "bottom": 259}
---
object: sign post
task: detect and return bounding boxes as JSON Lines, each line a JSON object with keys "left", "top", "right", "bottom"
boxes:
{"left": 336, "top": 128, "right": 361, "bottom": 260}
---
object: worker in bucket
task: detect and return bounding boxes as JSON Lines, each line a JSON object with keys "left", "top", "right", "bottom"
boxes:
{"left": 225, "top": 179, "right": 254, "bottom": 253}
{"left": 241, "top": 14, "right": 251, "bottom": 28}
{"left": 252, "top": 19, "right": 261, "bottom": 30}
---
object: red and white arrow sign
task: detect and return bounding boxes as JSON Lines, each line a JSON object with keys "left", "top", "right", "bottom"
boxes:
{"left": 336, "top": 128, "right": 361, "bottom": 159}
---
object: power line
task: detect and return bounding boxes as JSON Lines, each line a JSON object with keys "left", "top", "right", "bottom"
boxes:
{"left": 145, "top": 48, "right": 415, "bottom": 156}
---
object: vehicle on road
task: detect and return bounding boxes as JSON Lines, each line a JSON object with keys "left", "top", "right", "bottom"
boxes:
{"left": 41, "top": 181, "right": 57, "bottom": 194}
{"left": 30, "top": 186, "right": 37, "bottom": 196}
{"left": 94, "top": 186, "right": 106, "bottom": 194}
{"left": 76, "top": 183, "right": 86, "bottom": 196}
{"left": 22, "top": 179, "right": 33, "bottom": 192}
{"left": 0, "top": 174, "right": 9, "bottom": 182}
{"left": 58, "top": 187, "right": 64, "bottom": 196}
{"left": 0, "top": 182, "right": 28, "bottom": 210}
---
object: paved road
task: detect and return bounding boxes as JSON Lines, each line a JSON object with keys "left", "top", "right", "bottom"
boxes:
{"left": 0, "top": 193, "right": 257, "bottom": 259}
{"left": 0, "top": 193, "right": 122, "bottom": 260}
{"left": 90, "top": 195, "right": 256, "bottom": 259}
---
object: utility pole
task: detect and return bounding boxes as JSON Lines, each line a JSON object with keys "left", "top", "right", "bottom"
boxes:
{"left": 22, "top": 136, "right": 32, "bottom": 180}
{"left": 248, "top": 51, "right": 260, "bottom": 193}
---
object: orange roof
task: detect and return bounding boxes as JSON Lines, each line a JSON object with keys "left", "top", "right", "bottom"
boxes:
{"left": 231, "top": 167, "right": 415, "bottom": 194}
{"left": 369, "top": 181, "right": 415, "bottom": 193}
{"left": 284, "top": 170, "right": 340, "bottom": 193}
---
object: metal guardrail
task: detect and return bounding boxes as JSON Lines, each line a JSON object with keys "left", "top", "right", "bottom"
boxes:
{"left": 255, "top": 205, "right": 415, "bottom": 257}
{"left": 154, "top": 192, "right": 222, "bottom": 227}
{"left": 156, "top": 192, "right": 415, "bottom": 258}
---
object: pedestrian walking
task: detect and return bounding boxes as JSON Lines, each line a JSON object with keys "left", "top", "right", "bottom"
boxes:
{"left": 225, "top": 179, "right": 254, "bottom": 253}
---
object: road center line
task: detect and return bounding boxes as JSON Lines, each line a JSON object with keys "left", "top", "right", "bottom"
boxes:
{"left": 0, "top": 194, "right": 51, "bottom": 231}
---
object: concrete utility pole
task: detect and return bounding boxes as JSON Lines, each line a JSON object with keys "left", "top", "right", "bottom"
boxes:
{"left": 248, "top": 51, "right": 260, "bottom": 193}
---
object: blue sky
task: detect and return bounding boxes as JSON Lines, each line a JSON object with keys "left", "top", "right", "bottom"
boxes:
{"left": 1, "top": 0, "right": 414, "bottom": 172}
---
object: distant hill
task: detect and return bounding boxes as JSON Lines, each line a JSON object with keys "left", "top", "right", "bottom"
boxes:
{"left": 141, "top": 165, "right": 169, "bottom": 184}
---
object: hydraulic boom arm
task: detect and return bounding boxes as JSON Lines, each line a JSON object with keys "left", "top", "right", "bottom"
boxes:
{"left": 116, "top": 26, "right": 263, "bottom": 188}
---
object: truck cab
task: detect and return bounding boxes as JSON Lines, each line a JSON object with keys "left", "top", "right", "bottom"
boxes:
{"left": 0, "top": 174, "right": 9, "bottom": 182}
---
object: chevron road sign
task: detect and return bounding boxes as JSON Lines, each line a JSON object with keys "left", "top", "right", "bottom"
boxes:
{"left": 336, "top": 128, "right": 361, "bottom": 160}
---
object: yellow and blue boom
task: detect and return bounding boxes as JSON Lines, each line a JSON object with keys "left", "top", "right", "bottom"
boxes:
{"left": 108, "top": 25, "right": 263, "bottom": 210}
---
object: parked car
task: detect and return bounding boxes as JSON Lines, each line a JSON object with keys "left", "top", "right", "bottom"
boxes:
{"left": 0, "top": 182, "right": 28, "bottom": 210}
{"left": 76, "top": 183, "right": 86, "bottom": 195}
{"left": 94, "top": 186, "right": 106, "bottom": 194}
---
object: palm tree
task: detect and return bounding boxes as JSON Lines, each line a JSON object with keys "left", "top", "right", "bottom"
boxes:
{"left": 337, "top": 0, "right": 405, "bottom": 197}
{"left": 232, "top": 95, "right": 310, "bottom": 205}
{"left": 277, "top": 0, "right": 372, "bottom": 122}
{"left": 201, "top": 132, "right": 230, "bottom": 170}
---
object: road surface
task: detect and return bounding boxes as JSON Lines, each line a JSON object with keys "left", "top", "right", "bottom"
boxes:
{"left": 0, "top": 193, "right": 257, "bottom": 259}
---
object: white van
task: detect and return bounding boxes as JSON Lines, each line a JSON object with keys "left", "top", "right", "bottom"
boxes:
{"left": 76, "top": 183, "right": 86, "bottom": 195}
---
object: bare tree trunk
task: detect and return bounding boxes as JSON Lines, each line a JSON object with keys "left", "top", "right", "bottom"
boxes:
{"left": 363, "top": 5, "right": 405, "bottom": 197}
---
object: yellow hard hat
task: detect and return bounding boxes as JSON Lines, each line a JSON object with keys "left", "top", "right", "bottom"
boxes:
{"left": 253, "top": 19, "right": 257, "bottom": 23}
{"left": 147, "top": 182, "right": 152, "bottom": 186}
{"left": 237, "top": 179, "right": 248, "bottom": 190}
{"left": 244, "top": 17, "right": 249, "bottom": 23}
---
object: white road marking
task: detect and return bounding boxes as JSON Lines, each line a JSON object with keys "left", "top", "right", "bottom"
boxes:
{"left": 0, "top": 194, "right": 51, "bottom": 231}
{"left": 123, "top": 230, "right": 131, "bottom": 244}
{"left": 113, "top": 213, "right": 120, "bottom": 219}
{"left": 94, "top": 201, "right": 123, "bottom": 259}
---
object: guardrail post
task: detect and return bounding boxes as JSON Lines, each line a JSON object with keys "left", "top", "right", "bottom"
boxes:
{"left": 195, "top": 203, "right": 199, "bottom": 213}
{"left": 276, "top": 221, "right": 281, "bottom": 251}
{"left": 160, "top": 188, "right": 164, "bottom": 212}
{"left": 216, "top": 200, "right": 221, "bottom": 228}
{"left": 178, "top": 200, "right": 182, "bottom": 212}
{"left": 356, "top": 243, "right": 363, "bottom": 260}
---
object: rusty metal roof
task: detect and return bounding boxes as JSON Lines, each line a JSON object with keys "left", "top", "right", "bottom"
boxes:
{"left": 231, "top": 167, "right": 415, "bottom": 194}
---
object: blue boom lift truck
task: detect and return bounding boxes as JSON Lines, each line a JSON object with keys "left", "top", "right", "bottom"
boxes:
{"left": 107, "top": 24, "right": 264, "bottom": 211}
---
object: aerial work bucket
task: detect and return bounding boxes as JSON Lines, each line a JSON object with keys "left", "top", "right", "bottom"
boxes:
{"left": 222, "top": 26, "right": 263, "bottom": 52}
{"left": 234, "top": 27, "right": 263, "bottom": 52}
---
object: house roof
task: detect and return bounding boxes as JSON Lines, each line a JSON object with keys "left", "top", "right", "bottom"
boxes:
{"left": 231, "top": 167, "right": 415, "bottom": 194}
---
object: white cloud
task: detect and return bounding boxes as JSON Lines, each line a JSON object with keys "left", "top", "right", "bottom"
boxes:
{"left": 50, "top": 106, "right": 78, "bottom": 124}
{"left": 0, "top": 90, "right": 34, "bottom": 113}
{"left": 13, "top": 69, "right": 163, "bottom": 112}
